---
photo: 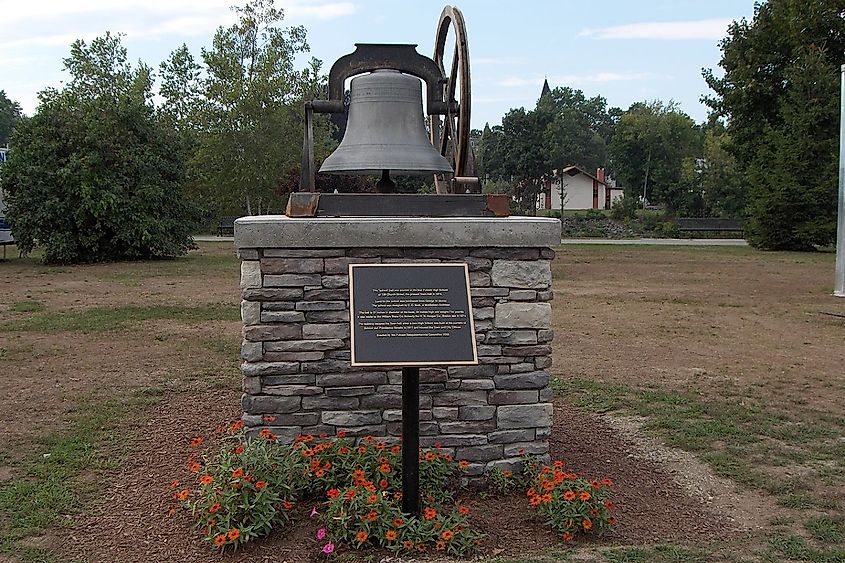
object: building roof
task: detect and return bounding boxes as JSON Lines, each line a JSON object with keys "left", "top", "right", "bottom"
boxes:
{"left": 557, "top": 165, "right": 608, "bottom": 186}
{"left": 540, "top": 78, "right": 551, "bottom": 99}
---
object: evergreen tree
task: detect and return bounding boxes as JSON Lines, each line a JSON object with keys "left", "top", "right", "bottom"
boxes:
{"left": 0, "top": 90, "right": 24, "bottom": 146}
{"left": 704, "top": 0, "right": 845, "bottom": 249}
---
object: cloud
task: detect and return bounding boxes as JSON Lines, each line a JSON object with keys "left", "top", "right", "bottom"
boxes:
{"left": 499, "top": 72, "right": 651, "bottom": 88}
{"left": 578, "top": 18, "right": 733, "bottom": 40}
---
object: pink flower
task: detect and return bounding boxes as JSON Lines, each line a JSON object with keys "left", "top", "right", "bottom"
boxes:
{"left": 310, "top": 506, "right": 318, "bottom": 518}
{"left": 321, "top": 543, "right": 335, "bottom": 555}
{"left": 316, "top": 527, "right": 327, "bottom": 540}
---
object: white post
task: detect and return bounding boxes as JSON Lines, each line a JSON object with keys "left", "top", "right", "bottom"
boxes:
{"left": 835, "top": 64, "right": 845, "bottom": 297}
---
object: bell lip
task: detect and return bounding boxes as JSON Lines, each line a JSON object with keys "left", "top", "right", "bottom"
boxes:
{"left": 318, "top": 168, "right": 452, "bottom": 176}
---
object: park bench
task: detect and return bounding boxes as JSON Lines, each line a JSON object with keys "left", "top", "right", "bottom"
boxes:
{"left": 677, "top": 217, "right": 743, "bottom": 234}
{"left": 217, "top": 216, "right": 237, "bottom": 237}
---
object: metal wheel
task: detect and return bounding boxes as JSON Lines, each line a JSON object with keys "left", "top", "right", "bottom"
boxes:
{"left": 430, "top": 5, "right": 475, "bottom": 193}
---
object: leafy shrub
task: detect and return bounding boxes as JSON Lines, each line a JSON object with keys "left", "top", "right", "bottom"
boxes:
{"left": 585, "top": 208, "right": 606, "bottom": 220}
{"left": 610, "top": 194, "right": 639, "bottom": 221}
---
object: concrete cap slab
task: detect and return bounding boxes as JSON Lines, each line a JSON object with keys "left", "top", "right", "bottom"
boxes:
{"left": 234, "top": 216, "right": 560, "bottom": 249}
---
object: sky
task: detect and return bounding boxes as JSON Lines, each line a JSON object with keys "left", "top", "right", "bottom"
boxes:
{"left": 0, "top": 0, "right": 758, "bottom": 129}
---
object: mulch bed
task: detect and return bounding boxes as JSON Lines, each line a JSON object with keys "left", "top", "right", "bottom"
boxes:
{"left": 59, "top": 392, "right": 731, "bottom": 562}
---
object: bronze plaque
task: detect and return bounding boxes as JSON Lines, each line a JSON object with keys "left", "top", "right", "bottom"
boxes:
{"left": 349, "top": 263, "right": 479, "bottom": 367}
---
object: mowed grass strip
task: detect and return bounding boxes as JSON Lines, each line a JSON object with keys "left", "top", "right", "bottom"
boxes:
{"left": 553, "top": 378, "right": 845, "bottom": 508}
{"left": 4, "top": 303, "right": 239, "bottom": 332}
{"left": 0, "top": 400, "right": 135, "bottom": 561}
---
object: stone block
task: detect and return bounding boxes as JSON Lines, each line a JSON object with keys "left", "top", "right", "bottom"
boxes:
{"left": 503, "top": 441, "right": 549, "bottom": 456}
{"left": 480, "top": 356, "right": 521, "bottom": 365}
{"left": 360, "top": 394, "right": 402, "bottom": 409}
{"left": 471, "top": 248, "right": 539, "bottom": 260}
{"left": 302, "top": 396, "right": 359, "bottom": 410}
{"left": 418, "top": 383, "right": 445, "bottom": 394}
{"left": 476, "top": 345, "right": 501, "bottom": 356}
{"left": 432, "top": 390, "right": 489, "bottom": 407}
{"left": 456, "top": 444, "right": 503, "bottom": 462}
{"left": 264, "top": 339, "right": 344, "bottom": 352}
{"left": 420, "top": 368, "right": 448, "bottom": 383}
{"left": 470, "top": 287, "right": 509, "bottom": 297}
{"left": 303, "top": 323, "right": 349, "bottom": 339}
{"left": 348, "top": 248, "right": 403, "bottom": 258}
{"left": 327, "top": 350, "right": 351, "bottom": 360}
{"left": 263, "top": 302, "right": 295, "bottom": 311}
{"left": 331, "top": 424, "right": 386, "bottom": 437}
{"left": 509, "top": 363, "right": 537, "bottom": 374}
{"left": 537, "top": 290, "right": 554, "bottom": 301}
{"left": 301, "top": 359, "right": 357, "bottom": 374}
{"left": 537, "top": 329, "right": 554, "bottom": 343}
{"left": 386, "top": 421, "right": 439, "bottom": 436}
{"left": 459, "top": 405, "right": 496, "bottom": 421}
{"left": 420, "top": 434, "right": 487, "bottom": 447}
{"left": 488, "top": 429, "right": 536, "bottom": 443}
{"left": 242, "top": 288, "right": 302, "bottom": 301}
{"left": 464, "top": 256, "right": 492, "bottom": 271}
{"left": 494, "top": 371, "right": 550, "bottom": 390}
{"left": 494, "top": 302, "right": 552, "bottom": 329}
{"left": 485, "top": 458, "right": 523, "bottom": 473}
{"left": 260, "top": 258, "right": 324, "bottom": 274}
{"left": 269, "top": 412, "right": 321, "bottom": 426}
{"left": 241, "top": 300, "right": 261, "bottom": 325}
{"left": 260, "top": 311, "right": 305, "bottom": 323}
{"left": 264, "top": 274, "right": 322, "bottom": 287}
{"left": 491, "top": 260, "right": 551, "bottom": 289}
{"left": 540, "top": 248, "right": 555, "bottom": 259}
{"left": 432, "top": 407, "right": 459, "bottom": 420}
{"left": 264, "top": 351, "right": 324, "bottom": 362}
{"left": 501, "top": 345, "right": 552, "bottom": 357}
{"left": 509, "top": 290, "right": 537, "bottom": 301}
{"left": 238, "top": 249, "right": 259, "bottom": 260}
{"left": 306, "top": 310, "right": 350, "bottom": 323}
{"left": 324, "top": 257, "right": 380, "bottom": 274}
{"left": 304, "top": 288, "right": 349, "bottom": 301}
{"left": 439, "top": 420, "right": 495, "bottom": 434}
{"left": 474, "top": 320, "right": 494, "bottom": 332}
{"left": 485, "top": 330, "right": 538, "bottom": 345}
{"left": 535, "top": 356, "right": 552, "bottom": 369}
{"left": 472, "top": 297, "right": 496, "bottom": 308}
{"left": 316, "top": 372, "right": 387, "bottom": 387}
{"left": 242, "top": 361, "right": 299, "bottom": 376}
{"left": 473, "top": 307, "right": 494, "bottom": 320}
{"left": 322, "top": 275, "right": 348, "bottom": 288}
{"left": 240, "top": 260, "right": 261, "bottom": 289}
{"left": 539, "top": 388, "right": 554, "bottom": 402}
{"left": 240, "top": 340, "right": 262, "bottom": 361}
{"left": 459, "top": 379, "right": 494, "bottom": 391}
{"left": 263, "top": 374, "right": 316, "bottom": 385}
{"left": 496, "top": 403, "right": 552, "bottom": 429}
{"left": 243, "top": 324, "right": 301, "bottom": 342}
{"left": 469, "top": 271, "right": 491, "bottom": 287}
{"left": 264, "top": 249, "right": 344, "bottom": 257}
{"left": 242, "top": 376, "right": 261, "bottom": 394}
{"left": 325, "top": 386, "right": 376, "bottom": 397}
{"left": 242, "top": 394, "right": 300, "bottom": 414}
{"left": 489, "top": 390, "right": 539, "bottom": 404}
{"left": 263, "top": 385, "right": 323, "bottom": 396}
{"left": 446, "top": 365, "right": 497, "bottom": 379}
{"left": 322, "top": 411, "right": 382, "bottom": 426}
{"left": 296, "top": 301, "right": 346, "bottom": 311}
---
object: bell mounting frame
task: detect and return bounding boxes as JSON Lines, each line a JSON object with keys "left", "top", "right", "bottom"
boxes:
{"left": 299, "top": 5, "right": 478, "bottom": 193}
{"left": 430, "top": 5, "right": 477, "bottom": 194}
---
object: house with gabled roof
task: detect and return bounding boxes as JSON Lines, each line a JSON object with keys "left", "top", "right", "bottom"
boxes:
{"left": 538, "top": 166, "right": 624, "bottom": 211}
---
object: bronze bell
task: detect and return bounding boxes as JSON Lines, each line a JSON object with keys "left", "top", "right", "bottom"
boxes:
{"left": 319, "top": 70, "right": 453, "bottom": 180}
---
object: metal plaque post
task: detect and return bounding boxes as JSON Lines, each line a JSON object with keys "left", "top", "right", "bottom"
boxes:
{"left": 834, "top": 64, "right": 845, "bottom": 297}
{"left": 401, "top": 366, "right": 421, "bottom": 515}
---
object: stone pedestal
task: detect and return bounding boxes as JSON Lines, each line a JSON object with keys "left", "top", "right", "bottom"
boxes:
{"left": 234, "top": 215, "right": 559, "bottom": 474}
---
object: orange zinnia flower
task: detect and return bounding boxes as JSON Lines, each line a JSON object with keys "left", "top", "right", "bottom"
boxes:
{"left": 579, "top": 491, "right": 591, "bottom": 502}
{"left": 301, "top": 448, "right": 314, "bottom": 458}
{"left": 188, "top": 461, "right": 201, "bottom": 473}
{"left": 352, "top": 469, "right": 365, "bottom": 480}
{"left": 604, "top": 500, "right": 615, "bottom": 510}
{"left": 209, "top": 502, "right": 221, "bottom": 513}
{"left": 608, "top": 517, "right": 617, "bottom": 526}
{"left": 541, "top": 480, "right": 555, "bottom": 491}
{"left": 199, "top": 475, "right": 214, "bottom": 486}
{"left": 601, "top": 478, "right": 614, "bottom": 487}
{"left": 190, "top": 436, "right": 204, "bottom": 448}
{"left": 435, "top": 540, "right": 446, "bottom": 551}
{"left": 258, "top": 428, "right": 273, "bottom": 439}
{"left": 230, "top": 420, "right": 245, "bottom": 432}
{"left": 562, "top": 531, "right": 573, "bottom": 542}
{"left": 345, "top": 489, "right": 357, "bottom": 499}
{"left": 582, "top": 519, "right": 593, "bottom": 530}
{"left": 553, "top": 460, "right": 565, "bottom": 468}
{"left": 231, "top": 468, "right": 244, "bottom": 478}
{"left": 176, "top": 489, "right": 190, "bottom": 501}
{"left": 357, "top": 446, "right": 368, "bottom": 454}
{"left": 262, "top": 415, "right": 277, "bottom": 423}
{"left": 385, "top": 529, "right": 398, "bottom": 541}
{"left": 529, "top": 495, "right": 541, "bottom": 507}
{"left": 392, "top": 518, "right": 404, "bottom": 527}
{"left": 379, "top": 464, "right": 391, "bottom": 474}
{"left": 355, "top": 530, "right": 368, "bottom": 543}
{"left": 442, "top": 530, "right": 454, "bottom": 541}
{"left": 170, "top": 479, "right": 179, "bottom": 488}
{"left": 541, "top": 493, "right": 552, "bottom": 504}
{"left": 424, "top": 452, "right": 436, "bottom": 461}
{"left": 458, "top": 460, "right": 470, "bottom": 470}
{"left": 390, "top": 445, "right": 401, "bottom": 454}
{"left": 314, "top": 469, "right": 325, "bottom": 478}
{"left": 379, "top": 479, "right": 389, "bottom": 489}
{"left": 337, "top": 446, "right": 350, "bottom": 455}
{"left": 232, "top": 444, "right": 245, "bottom": 455}
{"left": 228, "top": 528, "right": 241, "bottom": 541}
{"left": 282, "top": 500, "right": 294, "bottom": 509}
{"left": 502, "top": 470, "right": 513, "bottom": 477}
{"left": 563, "top": 490, "right": 576, "bottom": 501}
{"left": 423, "top": 507, "right": 437, "bottom": 520}
{"left": 327, "top": 489, "right": 340, "bottom": 499}
{"left": 416, "top": 544, "right": 427, "bottom": 553}
{"left": 367, "top": 494, "right": 377, "bottom": 504}
{"left": 458, "top": 505, "right": 470, "bottom": 516}
{"left": 255, "top": 481, "right": 267, "bottom": 490}
{"left": 214, "top": 534, "right": 227, "bottom": 547}
{"left": 365, "top": 510, "right": 378, "bottom": 522}
{"left": 402, "top": 540, "right": 414, "bottom": 550}
{"left": 375, "top": 442, "right": 385, "bottom": 451}
{"left": 337, "top": 430, "right": 347, "bottom": 438}
{"left": 591, "top": 480, "right": 601, "bottom": 490}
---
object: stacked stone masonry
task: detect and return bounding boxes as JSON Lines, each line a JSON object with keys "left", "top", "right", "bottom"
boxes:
{"left": 238, "top": 246, "right": 554, "bottom": 475}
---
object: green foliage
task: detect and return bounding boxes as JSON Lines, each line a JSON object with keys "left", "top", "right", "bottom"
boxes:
{"left": 0, "top": 90, "right": 24, "bottom": 146}
{"left": 159, "top": 0, "right": 329, "bottom": 217}
{"left": 0, "top": 33, "right": 196, "bottom": 264}
{"left": 610, "top": 194, "right": 639, "bottom": 221}
{"left": 608, "top": 101, "right": 701, "bottom": 213}
{"left": 704, "top": 0, "right": 844, "bottom": 250}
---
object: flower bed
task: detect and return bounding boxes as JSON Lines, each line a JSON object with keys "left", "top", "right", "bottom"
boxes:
{"left": 171, "top": 419, "right": 616, "bottom": 556}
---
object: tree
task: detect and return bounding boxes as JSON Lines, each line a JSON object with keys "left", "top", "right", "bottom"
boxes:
{"left": 704, "top": 0, "right": 845, "bottom": 249}
{"left": 0, "top": 90, "right": 24, "bottom": 146}
{"left": 161, "top": 0, "right": 327, "bottom": 217}
{"left": 609, "top": 101, "right": 701, "bottom": 213}
{"left": 0, "top": 33, "right": 195, "bottom": 264}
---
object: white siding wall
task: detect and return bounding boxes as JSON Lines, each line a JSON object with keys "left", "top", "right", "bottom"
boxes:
{"left": 559, "top": 175, "right": 595, "bottom": 210}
